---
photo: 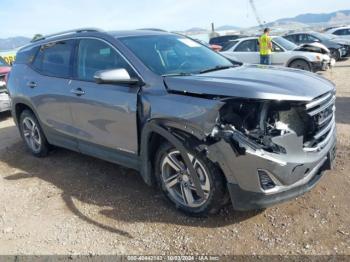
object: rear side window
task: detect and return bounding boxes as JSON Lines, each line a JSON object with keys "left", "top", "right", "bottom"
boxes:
{"left": 221, "top": 40, "right": 239, "bottom": 51}
{"left": 15, "top": 46, "right": 39, "bottom": 65}
{"left": 32, "top": 40, "right": 75, "bottom": 78}
{"left": 334, "top": 29, "right": 350, "bottom": 36}
{"left": 76, "top": 39, "right": 132, "bottom": 81}
{"left": 235, "top": 40, "right": 258, "bottom": 52}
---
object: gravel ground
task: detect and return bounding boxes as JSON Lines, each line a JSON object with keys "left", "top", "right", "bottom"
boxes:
{"left": 0, "top": 60, "right": 349, "bottom": 256}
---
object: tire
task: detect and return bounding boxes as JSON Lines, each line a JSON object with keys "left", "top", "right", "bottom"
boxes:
{"left": 330, "top": 48, "right": 340, "bottom": 61}
{"left": 289, "top": 59, "right": 312, "bottom": 72}
{"left": 19, "top": 110, "right": 50, "bottom": 157}
{"left": 155, "top": 141, "right": 227, "bottom": 216}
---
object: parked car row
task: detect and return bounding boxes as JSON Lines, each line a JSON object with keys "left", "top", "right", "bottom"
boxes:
{"left": 205, "top": 30, "right": 350, "bottom": 73}
{"left": 220, "top": 36, "right": 334, "bottom": 72}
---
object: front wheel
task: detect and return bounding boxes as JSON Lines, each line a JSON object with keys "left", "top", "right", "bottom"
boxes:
{"left": 330, "top": 48, "right": 340, "bottom": 61}
{"left": 19, "top": 110, "right": 50, "bottom": 157}
{"left": 289, "top": 59, "right": 312, "bottom": 71}
{"left": 155, "top": 142, "right": 227, "bottom": 216}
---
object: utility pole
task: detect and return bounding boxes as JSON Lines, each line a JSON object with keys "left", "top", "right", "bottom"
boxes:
{"left": 249, "top": 0, "right": 264, "bottom": 29}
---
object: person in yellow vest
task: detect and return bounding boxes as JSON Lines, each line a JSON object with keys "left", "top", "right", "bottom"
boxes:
{"left": 258, "top": 28, "right": 272, "bottom": 65}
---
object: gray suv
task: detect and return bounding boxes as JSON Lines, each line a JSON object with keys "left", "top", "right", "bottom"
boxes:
{"left": 8, "top": 28, "right": 337, "bottom": 215}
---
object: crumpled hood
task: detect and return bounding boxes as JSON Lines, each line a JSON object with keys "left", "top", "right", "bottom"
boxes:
{"left": 294, "top": 42, "right": 330, "bottom": 54}
{"left": 164, "top": 65, "right": 335, "bottom": 101}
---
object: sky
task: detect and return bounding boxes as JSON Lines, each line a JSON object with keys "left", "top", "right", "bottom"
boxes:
{"left": 0, "top": 0, "right": 349, "bottom": 38}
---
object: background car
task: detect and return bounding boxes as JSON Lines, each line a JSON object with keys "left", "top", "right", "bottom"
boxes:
{"left": 324, "top": 26, "right": 350, "bottom": 40}
{"left": 283, "top": 32, "right": 349, "bottom": 60}
{"left": 0, "top": 57, "right": 11, "bottom": 113}
{"left": 0, "top": 56, "right": 11, "bottom": 91}
{"left": 221, "top": 36, "right": 332, "bottom": 72}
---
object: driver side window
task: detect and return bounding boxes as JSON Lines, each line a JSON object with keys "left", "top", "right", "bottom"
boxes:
{"left": 235, "top": 40, "right": 258, "bottom": 52}
{"left": 305, "top": 34, "right": 319, "bottom": 43}
{"left": 77, "top": 39, "right": 132, "bottom": 81}
{"left": 272, "top": 42, "right": 283, "bottom": 52}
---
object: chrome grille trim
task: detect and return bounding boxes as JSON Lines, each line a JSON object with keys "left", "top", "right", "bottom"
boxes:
{"left": 307, "top": 95, "right": 336, "bottom": 116}
{"left": 304, "top": 124, "right": 335, "bottom": 152}
{"left": 303, "top": 91, "right": 336, "bottom": 153}
{"left": 314, "top": 116, "right": 335, "bottom": 140}
{"left": 305, "top": 92, "right": 332, "bottom": 110}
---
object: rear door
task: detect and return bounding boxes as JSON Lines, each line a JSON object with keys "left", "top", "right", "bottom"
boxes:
{"left": 30, "top": 39, "right": 78, "bottom": 150}
{"left": 69, "top": 38, "right": 140, "bottom": 159}
{"left": 232, "top": 39, "right": 259, "bottom": 64}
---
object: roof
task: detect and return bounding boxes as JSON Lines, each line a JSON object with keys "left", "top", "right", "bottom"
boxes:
{"left": 235, "top": 36, "right": 280, "bottom": 41}
{"left": 326, "top": 26, "right": 350, "bottom": 32}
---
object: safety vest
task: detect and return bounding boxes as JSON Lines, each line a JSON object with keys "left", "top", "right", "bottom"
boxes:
{"left": 259, "top": 34, "right": 272, "bottom": 55}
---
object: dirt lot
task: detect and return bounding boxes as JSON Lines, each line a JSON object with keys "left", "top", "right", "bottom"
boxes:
{"left": 0, "top": 60, "right": 349, "bottom": 256}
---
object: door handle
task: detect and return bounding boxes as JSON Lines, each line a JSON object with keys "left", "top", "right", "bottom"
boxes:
{"left": 70, "top": 88, "right": 85, "bottom": 96}
{"left": 27, "top": 81, "right": 37, "bottom": 88}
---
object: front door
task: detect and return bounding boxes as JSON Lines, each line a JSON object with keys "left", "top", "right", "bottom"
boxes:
{"left": 69, "top": 38, "right": 140, "bottom": 158}
{"left": 232, "top": 39, "right": 260, "bottom": 64}
{"left": 271, "top": 41, "right": 286, "bottom": 66}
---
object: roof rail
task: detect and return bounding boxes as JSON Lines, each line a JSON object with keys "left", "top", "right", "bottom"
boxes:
{"left": 31, "top": 28, "right": 103, "bottom": 43}
{"left": 137, "top": 28, "right": 167, "bottom": 32}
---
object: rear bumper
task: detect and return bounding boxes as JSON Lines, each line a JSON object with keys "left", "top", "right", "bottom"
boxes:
{"left": 227, "top": 145, "right": 336, "bottom": 211}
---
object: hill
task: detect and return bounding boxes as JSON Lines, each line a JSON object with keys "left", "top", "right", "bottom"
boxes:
{"left": 0, "top": 36, "right": 30, "bottom": 50}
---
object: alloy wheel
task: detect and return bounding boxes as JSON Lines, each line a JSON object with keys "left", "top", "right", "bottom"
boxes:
{"left": 22, "top": 117, "right": 42, "bottom": 153}
{"left": 160, "top": 150, "right": 210, "bottom": 208}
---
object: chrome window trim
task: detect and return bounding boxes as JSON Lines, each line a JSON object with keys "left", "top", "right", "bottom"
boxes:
{"left": 28, "top": 36, "right": 144, "bottom": 82}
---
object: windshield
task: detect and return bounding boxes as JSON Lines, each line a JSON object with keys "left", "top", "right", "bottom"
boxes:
{"left": 119, "top": 35, "right": 233, "bottom": 76}
{"left": 312, "top": 32, "right": 334, "bottom": 41}
{"left": 273, "top": 37, "right": 297, "bottom": 51}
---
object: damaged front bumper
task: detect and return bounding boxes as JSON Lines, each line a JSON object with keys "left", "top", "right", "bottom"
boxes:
{"left": 208, "top": 122, "right": 336, "bottom": 211}
{"left": 311, "top": 60, "right": 333, "bottom": 72}
{"left": 213, "top": 130, "right": 336, "bottom": 210}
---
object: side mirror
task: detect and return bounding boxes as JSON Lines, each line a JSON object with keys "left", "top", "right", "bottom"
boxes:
{"left": 94, "top": 68, "right": 140, "bottom": 85}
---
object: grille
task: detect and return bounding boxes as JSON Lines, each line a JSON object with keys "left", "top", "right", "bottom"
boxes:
{"left": 303, "top": 91, "right": 336, "bottom": 152}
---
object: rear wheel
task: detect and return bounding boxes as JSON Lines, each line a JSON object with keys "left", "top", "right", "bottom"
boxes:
{"left": 289, "top": 59, "right": 311, "bottom": 71}
{"left": 19, "top": 110, "right": 49, "bottom": 157}
{"left": 155, "top": 142, "right": 226, "bottom": 216}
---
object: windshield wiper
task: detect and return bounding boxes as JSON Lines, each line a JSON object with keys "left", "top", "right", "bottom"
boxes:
{"left": 199, "top": 65, "right": 233, "bottom": 74}
{"left": 162, "top": 72, "right": 193, "bottom": 77}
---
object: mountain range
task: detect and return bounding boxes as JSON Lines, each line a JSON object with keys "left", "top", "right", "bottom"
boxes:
{"left": 0, "top": 36, "right": 31, "bottom": 51}
{"left": 275, "top": 9, "right": 350, "bottom": 24}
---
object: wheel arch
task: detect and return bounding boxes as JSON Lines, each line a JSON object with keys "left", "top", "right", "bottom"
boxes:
{"left": 12, "top": 98, "right": 39, "bottom": 127}
{"left": 286, "top": 56, "right": 312, "bottom": 69}
{"left": 139, "top": 118, "right": 213, "bottom": 187}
